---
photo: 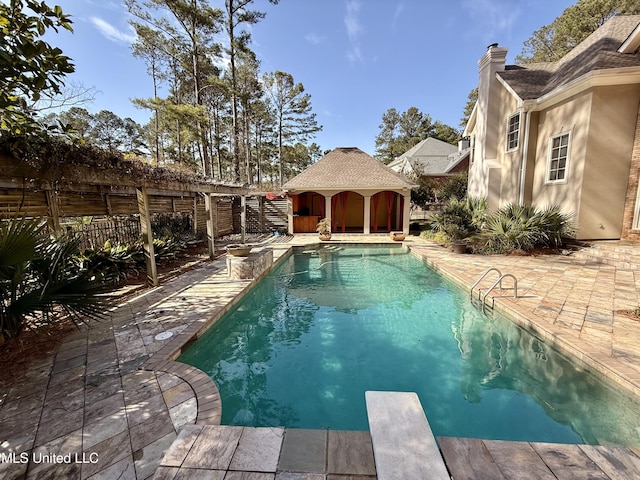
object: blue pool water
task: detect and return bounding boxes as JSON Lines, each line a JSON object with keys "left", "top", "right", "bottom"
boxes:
{"left": 179, "top": 245, "right": 640, "bottom": 445}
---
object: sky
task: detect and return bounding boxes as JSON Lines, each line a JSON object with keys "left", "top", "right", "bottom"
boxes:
{"left": 42, "top": 0, "right": 577, "bottom": 156}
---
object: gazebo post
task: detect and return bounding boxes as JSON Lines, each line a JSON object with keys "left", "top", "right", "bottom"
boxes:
{"left": 324, "top": 195, "right": 332, "bottom": 231}
{"left": 363, "top": 195, "right": 371, "bottom": 234}
{"left": 402, "top": 192, "right": 411, "bottom": 235}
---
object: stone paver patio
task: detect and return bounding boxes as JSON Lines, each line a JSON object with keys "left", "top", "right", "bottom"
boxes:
{"left": 1, "top": 234, "right": 640, "bottom": 479}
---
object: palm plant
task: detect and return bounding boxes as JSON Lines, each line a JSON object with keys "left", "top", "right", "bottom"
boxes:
{"left": 483, "top": 204, "right": 573, "bottom": 253}
{"left": 0, "top": 217, "right": 112, "bottom": 344}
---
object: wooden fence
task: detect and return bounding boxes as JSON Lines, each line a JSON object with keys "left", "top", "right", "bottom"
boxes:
{"left": 0, "top": 189, "right": 289, "bottom": 249}
{"left": 244, "top": 197, "right": 288, "bottom": 233}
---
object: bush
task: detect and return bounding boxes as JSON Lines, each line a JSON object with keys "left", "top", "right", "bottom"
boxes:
{"left": 79, "top": 241, "right": 142, "bottom": 284}
{"left": 0, "top": 218, "right": 112, "bottom": 343}
{"left": 431, "top": 197, "right": 485, "bottom": 243}
{"left": 436, "top": 172, "right": 468, "bottom": 201}
{"left": 424, "top": 198, "right": 572, "bottom": 255}
{"left": 480, "top": 204, "right": 573, "bottom": 254}
{"left": 80, "top": 234, "right": 192, "bottom": 285}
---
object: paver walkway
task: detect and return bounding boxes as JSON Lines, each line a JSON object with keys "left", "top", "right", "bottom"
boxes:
{"left": 1, "top": 234, "right": 640, "bottom": 479}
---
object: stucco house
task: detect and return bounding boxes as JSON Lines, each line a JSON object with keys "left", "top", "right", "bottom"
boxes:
{"left": 389, "top": 137, "right": 470, "bottom": 178}
{"left": 282, "top": 147, "right": 417, "bottom": 235}
{"left": 464, "top": 15, "right": 640, "bottom": 240}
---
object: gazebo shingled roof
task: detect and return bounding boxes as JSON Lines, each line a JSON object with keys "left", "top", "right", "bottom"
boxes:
{"left": 282, "top": 147, "right": 417, "bottom": 191}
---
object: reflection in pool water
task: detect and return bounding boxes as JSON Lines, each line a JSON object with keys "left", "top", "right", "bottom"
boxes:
{"left": 179, "top": 246, "right": 640, "bottom": 445}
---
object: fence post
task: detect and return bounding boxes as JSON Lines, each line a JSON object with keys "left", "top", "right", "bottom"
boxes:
{"left": 137, "top": 186, "right": 158, "bottom": 286}
{"left": 241, "top": 195, "right": 246, "bottom": 243}
{"left": 192, "top": 196, "right": 198, "bottom": 234}
{"left": 45, "top": 189, "right": 62, "bottom": 237}
{"left": 258, "top": 195, "right": 265, "bottom": 233}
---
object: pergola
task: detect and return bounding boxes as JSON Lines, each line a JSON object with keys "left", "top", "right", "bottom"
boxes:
{"left": 0, "top": 151, "right": 249, "bottom": 286}
{"left": 282, "top": 148, "right": 417, "bottom": 235}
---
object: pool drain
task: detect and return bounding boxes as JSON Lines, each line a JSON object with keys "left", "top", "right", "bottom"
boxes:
{"left": 155, "top": 331, "right": 174, "bottom": 341}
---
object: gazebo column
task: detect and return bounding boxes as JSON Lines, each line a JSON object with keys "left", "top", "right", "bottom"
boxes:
{"left": 402, "top": 193, "right": 411, "bottom": 235}
{"left": 325, "top": 195, "right": 332, "bottom": 229}
{"left": 363, "top": 195, "right": 371, "bottom": 234}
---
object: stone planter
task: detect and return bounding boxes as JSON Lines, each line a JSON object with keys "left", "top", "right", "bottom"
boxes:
{"left": 390, "top": 232, "right": 405, "bottom": 241}
{"left": 319, "top": 232, "right": 332, "bottom": 241}
{"left": 226, "top": 244, "right": 253, "bottom": 257}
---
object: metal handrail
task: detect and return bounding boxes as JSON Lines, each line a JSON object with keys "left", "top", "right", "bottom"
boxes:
{"left": 480, "top": 274, "right": 518, "bottom": 313}
{"left": 470, "top": 268, "right": 502, "bottom": 299}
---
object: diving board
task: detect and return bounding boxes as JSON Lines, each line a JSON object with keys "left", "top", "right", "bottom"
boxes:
{"left": 365, "top": 391, "right": 450, "bottom": 480}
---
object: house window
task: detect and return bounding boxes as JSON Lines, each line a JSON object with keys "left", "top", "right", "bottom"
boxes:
{"left": 506, "top": 113, "right": 520, "bottom": 151}
{"left": 547, "top": 132, "right": 570, "bottom": 182}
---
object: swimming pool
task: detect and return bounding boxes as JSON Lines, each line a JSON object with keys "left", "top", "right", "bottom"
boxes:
{"left": 179, "top": 245, "right": 640, "bottom": 445}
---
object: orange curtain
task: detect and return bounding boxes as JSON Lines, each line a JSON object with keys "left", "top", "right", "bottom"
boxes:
{"left": 372, "top": 193, "right": 380, "bottom": 232}
{"left": 385, "top": 191, "right": 395, "bottom": 232}
{"left": 339, "top": 192, "right": 349, "bottom": 233}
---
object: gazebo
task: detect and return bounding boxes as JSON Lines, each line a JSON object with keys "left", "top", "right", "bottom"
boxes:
{"left": 282, "top": 147, "right": 418, "bottom": 235}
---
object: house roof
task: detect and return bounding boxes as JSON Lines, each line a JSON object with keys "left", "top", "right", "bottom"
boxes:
{"left": 390, "top": 137, "right": 459, "bottom": 176}
{"left": 401, "top": 137, "right": 458, "bottom": 158}
{"left": 498, "top": 15, "right": 640, "bottom": 100}
{"left": 282, "top": 147, "right": 417, "bottom": 191}
{"left": 444, "top": 148, "right": 470, "bottom": 173}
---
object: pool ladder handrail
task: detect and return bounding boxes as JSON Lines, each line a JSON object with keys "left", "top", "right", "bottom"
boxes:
{"left": 470, "top": 269, "right": 518, "bottom": 313}
{"left": 469, "top": 268, "right": 502, "bottom": 299}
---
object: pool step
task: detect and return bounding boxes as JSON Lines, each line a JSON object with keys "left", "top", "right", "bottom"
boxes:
{"left": 365, "top": 391, "right": 450, "bottom": 480}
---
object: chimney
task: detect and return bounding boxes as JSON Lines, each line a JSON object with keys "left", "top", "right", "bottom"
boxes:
{"left": 476, "top": 43, "right": 508, "bottom": 161}
{"left": 458, "top": 137, "right": 470, "bottom": 152}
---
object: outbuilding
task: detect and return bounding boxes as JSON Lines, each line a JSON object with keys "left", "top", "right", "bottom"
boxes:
{"left": 282, "top": 147, "right": 418, "bottom": 235}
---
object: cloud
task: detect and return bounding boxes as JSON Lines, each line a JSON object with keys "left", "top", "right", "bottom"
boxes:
{"left": 461, "top": 0, "right": 520, "bottom": 42}
{"left": 90, "top": 17, "right": 136, "bottom": 44}
{"left": 344, "top": 0, "right": 363, "bottom": 63}
{"left": 305, "top": 33, "right": 325, "bottom": 45}
{"left": 392, "top": 3, "right": 404, "bottom": 30}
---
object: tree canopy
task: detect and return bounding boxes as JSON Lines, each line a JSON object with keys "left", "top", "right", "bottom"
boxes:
{"left": 516, "top": 0, "right": 640, "bottom": 64}
{"left": 460, "top": 87, "right": 477, "bottom": 130}
{"left": 123, "top": 0, "right": 320, "bottom": 186}
{"left": 374, "top": 107, "right": 460, "bottom": 164}
{"left": 0, "top": 0, "right": 74, "bottom": 134}
{"left": 262, "top": 70, "right": 322, "bottom": 187}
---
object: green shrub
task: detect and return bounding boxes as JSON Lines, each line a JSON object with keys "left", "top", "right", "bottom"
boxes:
{"left": 436, "top": 172, "right": 468, "bottom": 201}
{"left": 420, "top": 228, "right": 449, "bottom": 245}
{"left": 80, "top": 233, "right": 191, "bottom": 285}
{"left": 481, "top": 204, "right": 573, "bottom": 253}
{"left": 79, "top": 241, "right": 142, "bottom": 284}
{"left": 0, "top": 218, "right": 112, "bottom": 343}
{"left": 431, "top": 196, "right": 485, "bottom": 242}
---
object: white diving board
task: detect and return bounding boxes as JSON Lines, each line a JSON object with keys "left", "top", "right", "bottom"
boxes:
{"left": 365, "top": 391, "right": 450, "bottom": 480}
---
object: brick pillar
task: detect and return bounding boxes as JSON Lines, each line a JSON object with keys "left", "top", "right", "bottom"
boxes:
{"left": 621, "top": 102, "right": 640, "bottom": 240}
